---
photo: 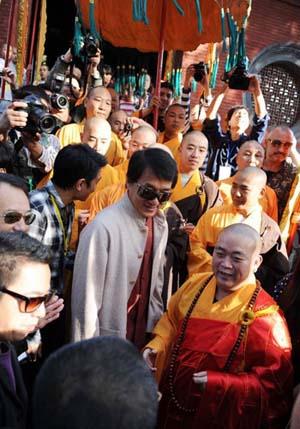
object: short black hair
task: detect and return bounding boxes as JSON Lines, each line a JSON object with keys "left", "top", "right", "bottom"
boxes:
{"left": 33, "top": 336, "right": 158, "bottom": 429}
{"left": 0, "top": 231, "right": 50, "bottom": 288}
{"left": 52, "top": 143, "right": 107, "bottom": 190}
{"left": 127, "top": 148, "right": 178, "bottom": 188}
{"left": 0, "top": 173, "right": 28, "bottom": 195}
{"left": 161, "top": 81, "right": 174, "bottom": 93}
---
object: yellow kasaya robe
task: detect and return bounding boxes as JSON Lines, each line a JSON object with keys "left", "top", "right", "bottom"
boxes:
{"left": 146, "top": 272, "right": 292, "bottom": 429}
{"left": 280, "top": 170, "right": 300, "bottom": 243}
{"left": 188, "top": 204, "right": 263, "bottom": 275}
{"left": 171, "top": 170, "right": 222, "bottom": 225}
{"left": 217, "top": 176, "right": 278, "bottom": 222}
{"left": 89, "top": 183, "right": 126, "bottom": 222}
{"left": 113, "top": 159, "right": 129, "bottom": 185}
{"left": 69, "top": 164, "right": 119, "bottom": 250}
{"left": 56, "top": 122, "right": 126, "bottom": 166}
{"left": 158, "top": 131, "right": 182, "bottom": 161}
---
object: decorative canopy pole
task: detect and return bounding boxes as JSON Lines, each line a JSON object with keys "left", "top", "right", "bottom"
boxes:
{"left": 26, "top": 0, "right": 40, "bottom": 84}
{"left": 1, "top": 0, "right": 17, "bottom": 99}
{"left": 153, "top": 0, "right": 168, "bottom": 130}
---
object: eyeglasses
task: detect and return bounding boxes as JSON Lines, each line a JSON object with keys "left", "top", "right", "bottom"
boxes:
{"left": 0, "top": 287, "right": 56, "bottom": 313}
{"left": 268, "top": 139, "right": 293, "bottom": 150}
{"left": 0, "top": 210, "right": 36, "bottom": 225}
{"left": 136, "top": 183, "right": 172, "bottom": 203}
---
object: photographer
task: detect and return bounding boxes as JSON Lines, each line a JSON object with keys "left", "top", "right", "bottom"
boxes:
{"left": 203, "top": 75, "right": 268, "bottom": 181}
{"left": 0, "top": 86, "right": 60, "bottom": 187}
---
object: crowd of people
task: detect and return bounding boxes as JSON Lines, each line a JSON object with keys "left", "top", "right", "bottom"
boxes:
{"left": 0, "top": 40, "right": 300, "bottom": 429}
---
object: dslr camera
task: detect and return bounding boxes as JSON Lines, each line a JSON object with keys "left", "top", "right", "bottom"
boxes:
{"left": 192, "top": 61, "right": 209, "bottom": 82}
{"left": 224, "top": 62, "right": 250, "bottom": 91}
{"left": 80, "top": 34, "right": 99, "bottom": 58}
{"left": 15, "top": 94, "right": 57, "bottom": 135}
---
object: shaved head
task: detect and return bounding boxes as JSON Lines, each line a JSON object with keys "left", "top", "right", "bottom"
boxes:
{"left": 108, "top": 110, "right": 128, "bottom": 135}
{"left": 182, "top": 131, "right": 208, "bottom": 149}
{"left": 235, "top": 166, "right": 267, "bottom": 187}
{"left": 148, "top": 142, "right": 174, "bottom": 158}
{"left": 231, "top": 167, "right": 267, "bottom": 211}
{"left": 82, "top": 117, "right": 111, "bottom": 155}
{"left": 213, "top": 223, "right": 263, "bottom": 296}
{"left": 220, "top": 223, "right": 262, "bottom": 254}
{"left": 128, "top": 126, "right": 158, "bottom": 158}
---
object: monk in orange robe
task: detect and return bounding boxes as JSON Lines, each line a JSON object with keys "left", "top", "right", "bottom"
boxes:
{"left": 143, "top": 224, "right": 293, "bottom": 429}
{"left": 217, "top": 140, "right": 278, "bottom": 222}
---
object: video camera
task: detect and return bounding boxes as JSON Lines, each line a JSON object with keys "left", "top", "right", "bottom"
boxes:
{"left": 15, "top": 94, "right": 58, "bottom": 135}
{"left": 223, "top": 62, "right": 250, "bottom": 91}
{"left": 192, "top": 61, "right": 209, "bottom": 83}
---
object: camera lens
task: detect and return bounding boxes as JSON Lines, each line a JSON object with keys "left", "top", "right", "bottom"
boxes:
{"left": 39, "top": 114, "right": 57, "bottom": 134}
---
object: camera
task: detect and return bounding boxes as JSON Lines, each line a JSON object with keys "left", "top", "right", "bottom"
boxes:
{"left": 192, "top": 62, "right": 209, "bottom": 82}
{"left": 80, "top": 34, "right": 99, "bottom": 58}
{"left": 124, "top": 122, "right": 133, "bottom": 135}
{"left": 15, "top": 94, "right": 57, "bottom": 135}
{"left": 49, "top": 72, "right": 65, "bottom": 93}
{"left": 50, "top": 93, "right": 69, "bottom": 110}
{"left": 225, "top": 62, "right": 250, "bottom": 91}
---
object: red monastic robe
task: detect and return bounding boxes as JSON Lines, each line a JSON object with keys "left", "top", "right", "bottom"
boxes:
{"left": 146, "top": 273, "right": 293, "bottom": 429}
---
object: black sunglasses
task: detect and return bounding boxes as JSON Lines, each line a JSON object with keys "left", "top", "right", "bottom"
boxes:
{"left": 0, "top": 210, "right": 36, "bottom": 226}
{"left": 268, "top": 139, "right": 293, "bottom": 149}
{"left": 136, "top": 183, "right": 172, "bottom": 204}
{"left": 0, "top": 288, "right": 56, "bottom": 313}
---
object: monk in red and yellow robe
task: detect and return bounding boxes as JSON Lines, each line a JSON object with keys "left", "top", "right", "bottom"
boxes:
{"left": 146, "top": 272, "right": 293, "bottom": 429}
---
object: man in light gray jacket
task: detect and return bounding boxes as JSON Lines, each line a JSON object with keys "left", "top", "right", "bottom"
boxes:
{"left": 71, "top": 148, "right": 178, "bottom": 349}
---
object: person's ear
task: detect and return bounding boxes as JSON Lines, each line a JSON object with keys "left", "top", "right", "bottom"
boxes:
{"left": 259, "top": 186, "right": 266, "bottom": 199}
{"left": 75, "top": 178, "right": 86, "bottom": 192}
{"left": 253, "top": 254, "right": 263, "bottom": 273}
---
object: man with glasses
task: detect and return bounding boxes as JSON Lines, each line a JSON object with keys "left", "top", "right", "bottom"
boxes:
{"left": 262, "top": 126, "right": 300, "bottom": 244}
{"left": 0, "top": 231, "right": 52, "bottom": 428}
{"left": 71, "top": 148, "right": 178, "bottom": 349}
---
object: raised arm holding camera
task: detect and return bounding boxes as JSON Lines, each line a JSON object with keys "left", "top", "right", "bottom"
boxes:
{"left": 203, "top": 74, "right": 268, "bottom": 181}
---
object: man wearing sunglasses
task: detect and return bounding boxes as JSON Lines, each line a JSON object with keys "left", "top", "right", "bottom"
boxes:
{"left": 72, "top": 148, "right": 178, "bottom": 350}
{"left": 262, "top": 126, "right": 300, "bottom": 244}
{"left": 0, "top": 231, "right": 52, "bottom": 428}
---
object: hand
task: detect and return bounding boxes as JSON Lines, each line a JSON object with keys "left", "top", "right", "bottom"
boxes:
{"left": 182, "top": 222, "right": 195, "bottom": 235}
{"left": 89, "top": 48, "right": 101, "bottom": 68}
{"left": 37, "top": 294, "right": 64, "bottom": 329}
{"left": 118, "top": 131, "right": 131, "bottom": 150}
{"left": 1, "top": 67, "right": 16, "bottom": 87}
{"left": 248, "top": 75, "right": 261, "bottom": 95}
{"left": 0, "top": 101, "right": 28, "bottom": 133}
{"left": 78, "top": 209, "right": 90, "bottom": 228}
{"left": 21, "top": 131, "right": 41, "bottom": 147}
{"left": 184, "top": 65, "right": 196, "bottom": 89}
{"left": 62, "top": 48, "right": 73, "bottom": 63}
{"left": 150, "top": 95, "right": 160, "bottom": 109}
{"left": 26, "top": 340, "right": 42, "bottom": 362}
{"left": 193, "top": 370, "right": 208, "bottom": 392}
{"left": 142, "top": 348, "right": 158, "bottom": 372}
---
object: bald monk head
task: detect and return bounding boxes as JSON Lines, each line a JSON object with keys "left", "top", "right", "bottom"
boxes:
{"left": 179, "top": 131, "right": 208, "bottom": 173}
{"left": 81, "top": 117, "right": 111, "bottom": 156}
{"left": 108, "top": 110, "right": 128, "bottom": 136}
{"left": 231, "top": 166, "right": 267, "bottom": 212}
{"left": 213, "top": 223, "right": 263, "bottom": 299}
{"left": 236, "top": 141, "right": 265, "bottom": 170}
{"left": 148, "top": 142, "right": 174, "bottom": 158}
{"left": 84, "top": 86, "right": 112, "bottom": 120}
{"left": 128, "top": 126, "right": 157, "bottom": 158}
